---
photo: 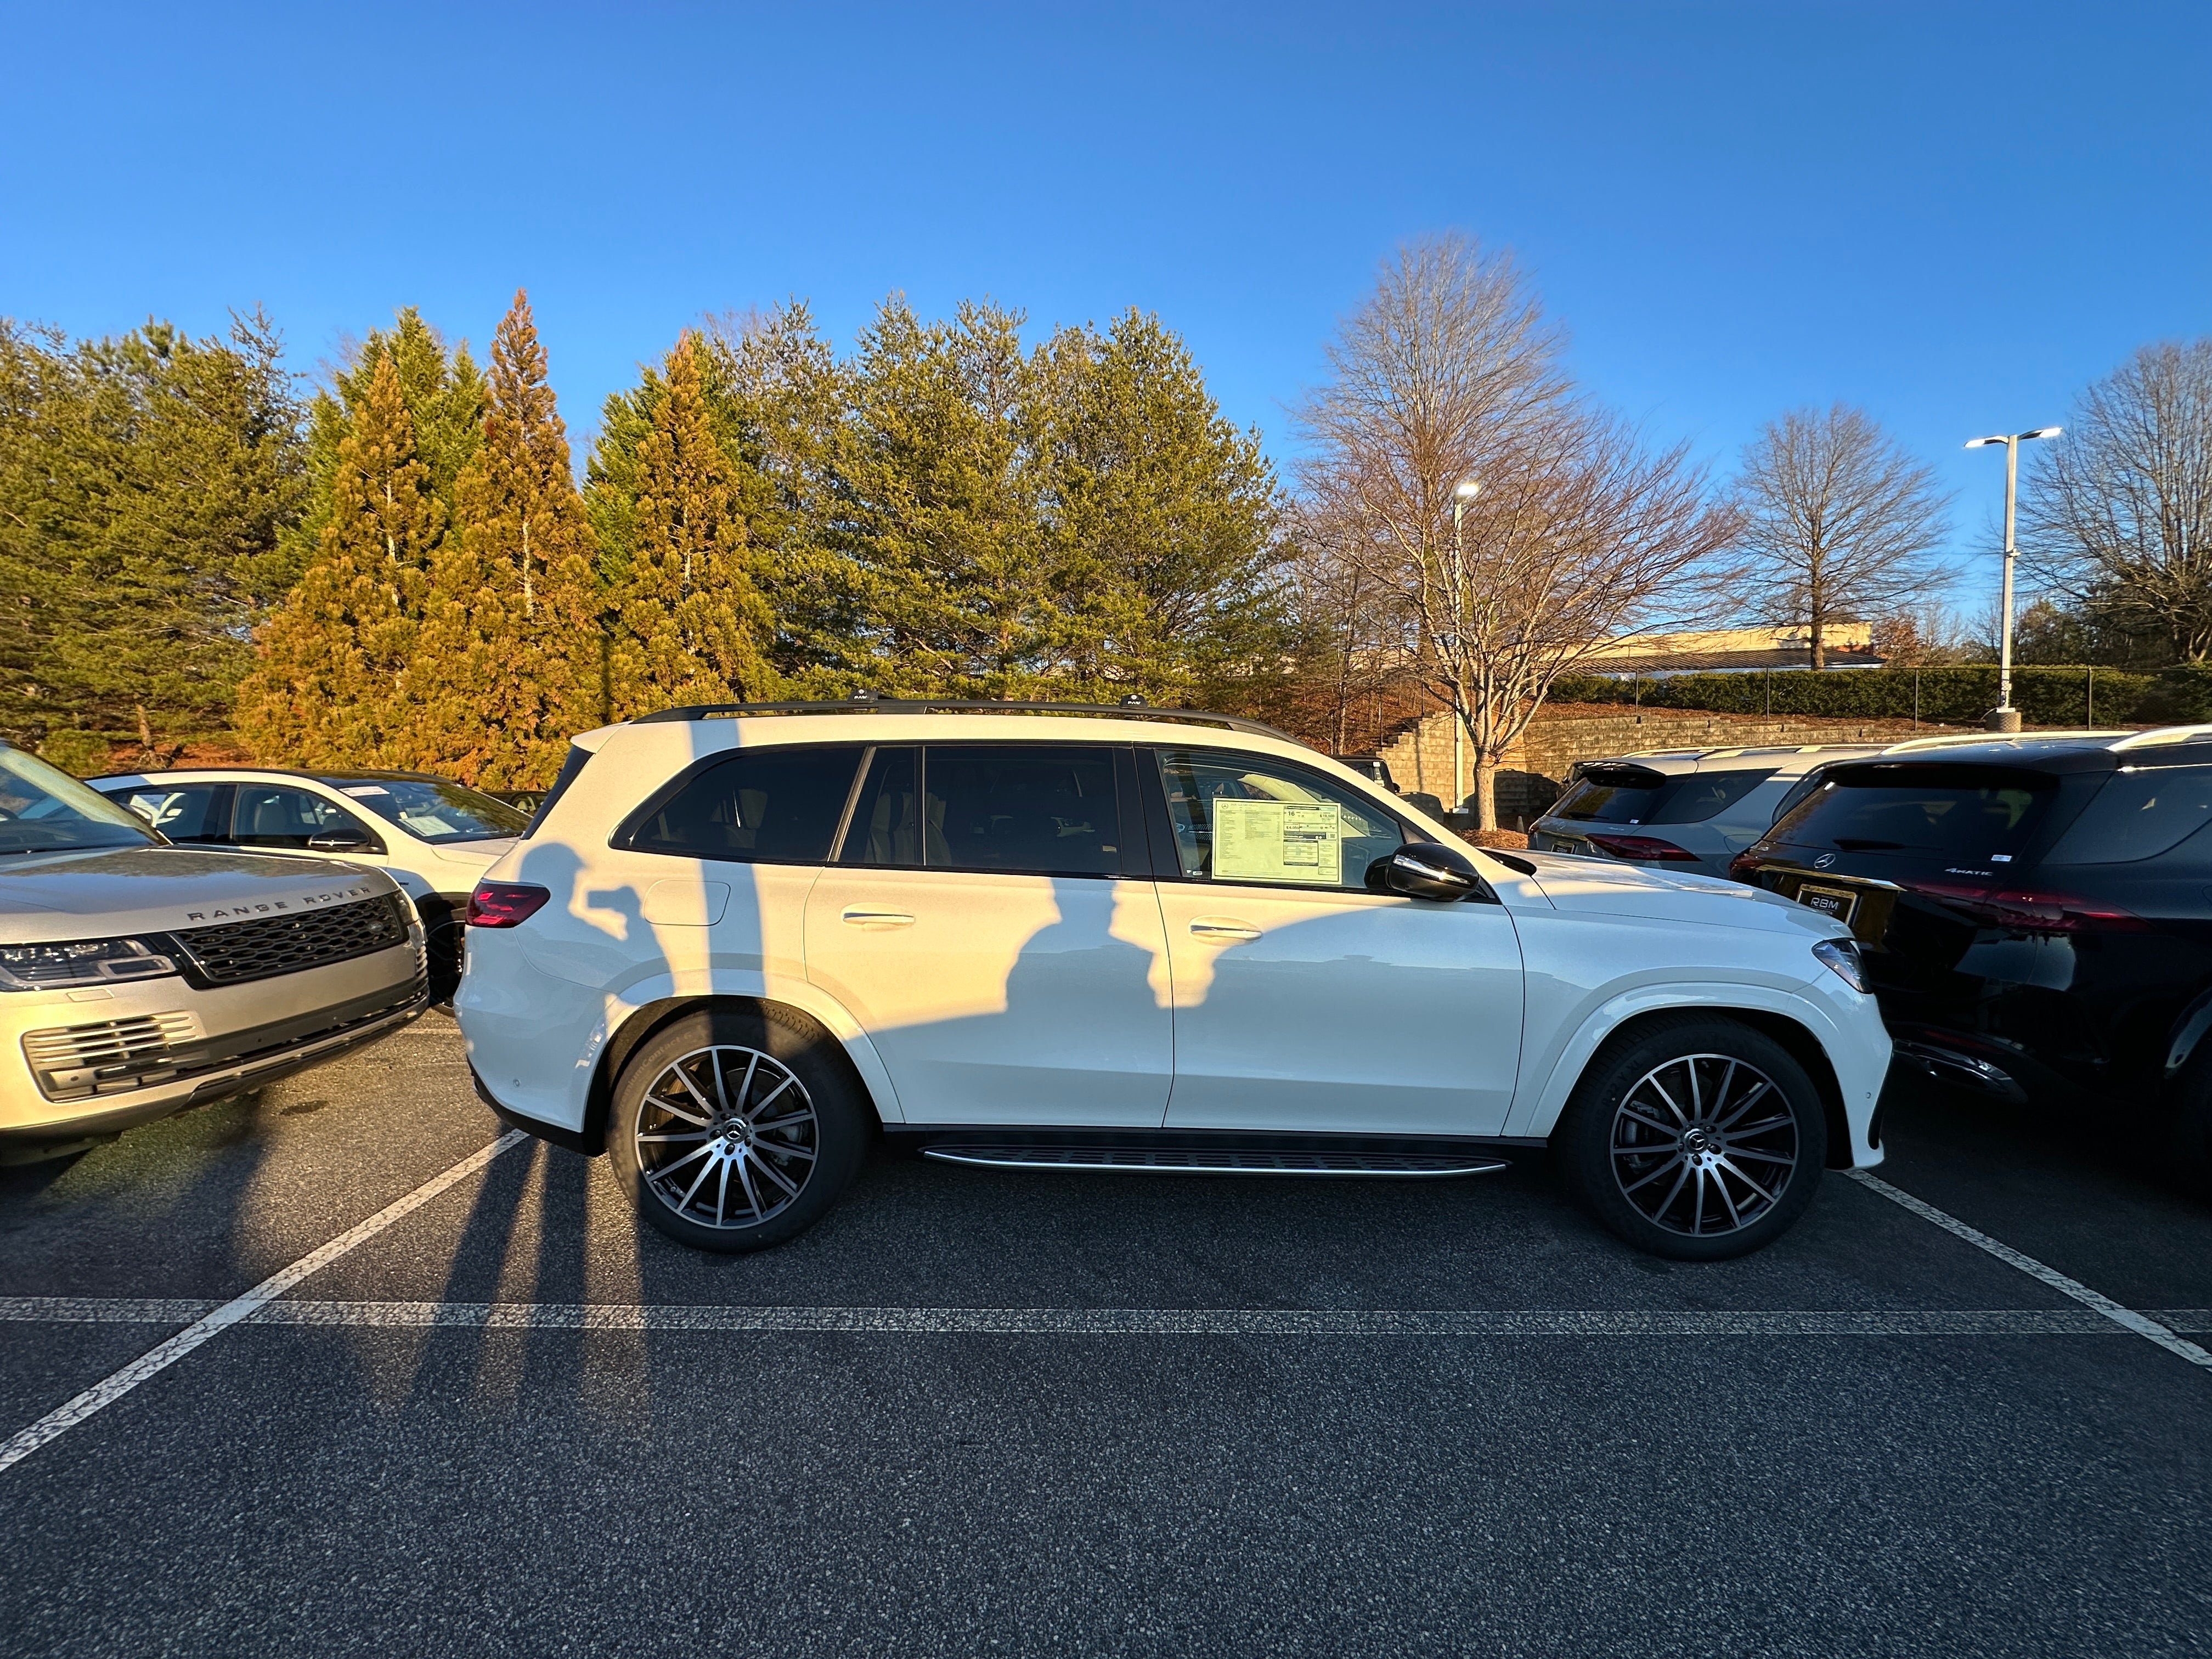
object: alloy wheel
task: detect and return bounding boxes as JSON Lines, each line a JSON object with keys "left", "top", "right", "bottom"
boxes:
{"left": 633, "top": 1045, "right": 820, "bottom": 1229}
{"left": 1609, "top": 1053, "right": 1798, "bottom": 1237}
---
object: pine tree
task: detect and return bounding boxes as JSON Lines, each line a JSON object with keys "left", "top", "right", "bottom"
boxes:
{"left": 409, "top": 290, "right": 600, "bottom": 786}
{"left": 605, "top": 333, "right": 774, "bottom": 718}
{"left": 235, "top": 353, "right": 441, "bottom": 766}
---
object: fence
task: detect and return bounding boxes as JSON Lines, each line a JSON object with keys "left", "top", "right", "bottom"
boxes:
{"left": 1548, "top": 664, "right": 2212, "bottom": 729}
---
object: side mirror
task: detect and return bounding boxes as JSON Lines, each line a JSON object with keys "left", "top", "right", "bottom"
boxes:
{"left": 1372, "top": 840, "right": 1483, "bottom": 902}
{"left": 308, "top": 831, "right": 374, "bottom": 854}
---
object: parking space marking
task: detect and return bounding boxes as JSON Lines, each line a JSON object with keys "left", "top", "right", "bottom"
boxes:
{"left": 2, "top": 1295, "right": 2209, "bottom": 1336}
{"left": 1848, "top": 1169, "right": 2212, "bottom": 1372}
{"left": 0, "top": 1130, "right": 528, "bottom": 1475}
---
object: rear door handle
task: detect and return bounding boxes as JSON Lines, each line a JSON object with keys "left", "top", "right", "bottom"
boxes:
{"left": 841, "top": 907, "right": 916, "bottom": 929}
{"left": 1188, "top": 917, "right": 1261, "bottom": 941}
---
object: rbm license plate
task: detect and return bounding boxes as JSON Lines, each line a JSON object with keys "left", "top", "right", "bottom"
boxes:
{"left": 1794, "top": 883, "right": 1859, "bottom": 926}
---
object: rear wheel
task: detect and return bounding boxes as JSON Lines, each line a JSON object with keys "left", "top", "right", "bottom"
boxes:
{"left": 1556, "top": 1015, "right": 1827, "bottom": 1261}
{"left": 607, "top": 1007, "right": 871, "bottom": 1253}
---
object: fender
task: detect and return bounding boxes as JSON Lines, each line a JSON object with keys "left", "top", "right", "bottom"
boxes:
{"left": 1504, "top": 978, "right": 1859, "bottom": 1141}
{"left": 568, "top": 962, "right": 907, "bottom": 1131}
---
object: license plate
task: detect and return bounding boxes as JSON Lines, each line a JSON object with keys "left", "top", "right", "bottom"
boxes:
{"left": 1794, "top": 882, "right": 1859, "bottom": 925}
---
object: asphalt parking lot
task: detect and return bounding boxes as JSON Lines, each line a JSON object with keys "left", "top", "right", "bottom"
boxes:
{"left": 3, "top": 1018, "right": 2210, "bottom": 1658}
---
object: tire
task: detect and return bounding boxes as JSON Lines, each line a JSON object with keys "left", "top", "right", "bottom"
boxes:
{"left": 2164, "top": 1063, "right": 2212, "bottom": 1204}
{"left": 1555, "top": 1014, "right": 1828, "bottom": 1262}
{"left": 606, "top": 1006, "right": 872, "bottom": 1253}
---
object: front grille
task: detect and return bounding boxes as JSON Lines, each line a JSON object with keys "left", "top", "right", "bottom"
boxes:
{"left": 168, "top": 893, "right": 413, "bottom": 986}
{"left": 24, "top": 1012, "right": 201, "bottom": 1073}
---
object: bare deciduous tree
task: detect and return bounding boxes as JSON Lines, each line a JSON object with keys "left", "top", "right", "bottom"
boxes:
{"left": 1734, "top": 404, "right": 1950, "bottom": 668}
{"left": 1296, "top": 233, "right": 1737, "bottom": 830}
{"left": 2022, "top": 338, "right": 2212, "bottom": 662}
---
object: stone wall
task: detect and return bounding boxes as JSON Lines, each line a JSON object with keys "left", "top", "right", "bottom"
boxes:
{"left": 1375, "top": 703, "right": 1971, "bottom": 828}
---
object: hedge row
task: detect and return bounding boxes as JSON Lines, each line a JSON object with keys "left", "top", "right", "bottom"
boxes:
{"left": 1547, "top": 664, "right": 2212, "bottom": 729}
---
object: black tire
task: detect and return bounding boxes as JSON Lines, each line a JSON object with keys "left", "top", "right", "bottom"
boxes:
{"left": 607, "top": 1006, "right": 872, "bottom": 1253}
{"left": 1555, "top": 1014, "right": 1828, "bottom": 1261}
{"left": 2164, "top": 1063, "right": 2212, "bottom": 1204}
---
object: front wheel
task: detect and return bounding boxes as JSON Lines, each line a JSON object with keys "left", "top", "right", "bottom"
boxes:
{"left": 607, "top": 1007, "right": 871, "bottom": 1253}
{"left": 1555, "top": 1016, "right": 1827, "bottom": 1261}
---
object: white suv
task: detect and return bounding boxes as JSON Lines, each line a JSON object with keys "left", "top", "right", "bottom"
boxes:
{"left": 0, "top": 744, "right": 426, "bottom": 1158}
{"left": 92, "top": 769, "right": 528, "bottom": 1002}
{"left": 457, "top": 701, "right": 1892, "bottom": 1261}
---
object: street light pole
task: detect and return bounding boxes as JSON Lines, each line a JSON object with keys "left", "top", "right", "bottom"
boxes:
{"left": 1965, "top": 426, "right": 2062, "bottom": 731}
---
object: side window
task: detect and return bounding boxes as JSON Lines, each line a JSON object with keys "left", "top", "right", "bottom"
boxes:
{"left": 923, "top": 745, "right": 1123, "bottom": 877}
{"left": 1653, "top": 768, "right": 1778, "bottom": 825}
{"left": 1154, "top": 749, "right": 1406, "bottom": 890}
{"left": 2048, "top": 765, "right": 2212, "bottom": 865}
{"left": 109, "top": 784, "right": 231, "bottom": 843}
{"left": 623, "top": 746, "right": 863, "bottom": 864}
{"left": 232, "top": 786, "right": 377, "bottom": 851}
{"left": 839, "top": 747, "right": 922, "bottom": 867}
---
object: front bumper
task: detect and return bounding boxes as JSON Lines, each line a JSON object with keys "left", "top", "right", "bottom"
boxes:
{"left": 0, "top": 936, "right": 427, "bottom": 1144}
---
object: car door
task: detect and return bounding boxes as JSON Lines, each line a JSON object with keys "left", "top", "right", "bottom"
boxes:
{"left": 803, "top": 743, "right": 1172, "bottom": 1127}
{"left": 1145, "top": 746, "right": 1523, "bottom": 1137}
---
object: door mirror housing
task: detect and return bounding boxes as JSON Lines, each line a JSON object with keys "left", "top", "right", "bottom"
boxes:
{"left": 308, "top": 830, "right": 377, "bottom": 854}
{"left": 1373, "top": 840, "right": 1483, "bottom": 902}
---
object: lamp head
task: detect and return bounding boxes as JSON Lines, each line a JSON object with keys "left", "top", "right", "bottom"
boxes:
{"left": 1965, "top": 435, "right": 2011, "bottom": 448}
{"left": 2022, "top": 426, "right": 2063, "bottom": 441}
{"left": 1453, "top": 477, "right": 1481, "bottom": 501}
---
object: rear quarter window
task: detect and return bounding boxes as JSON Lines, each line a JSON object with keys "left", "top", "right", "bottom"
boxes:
{"left": 2046, "top": 765, "right": 2212, "bottom": 865}
{"left": 619, "top": 746, "right": 864, "bottom": 864}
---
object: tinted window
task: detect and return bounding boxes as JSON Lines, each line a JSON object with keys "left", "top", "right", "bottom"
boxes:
{"left": 2047, "top": 765, "right": 2212, "bottom": 865}
{"left": 1769, "top": 768, "right": 1830, "bottom": 827}
{"left": 230, "top": 786, "right": 380, "bottom": 851}
{"left": 1157, "top": 749, "right": 1404, "bottom": 889}
{"left": 0, "top": 748, "right": 159, "bottom": 854}
{"left": 924, "top": 746, "right": 1122, "bottom": 876}
{"left": 627, "top": 747, "right": 862, "bottom": 864}
{"left": 1769, "top": 765, "right": 2056, "bottom": 859}
{"left": 108, "top": 783, "right": 230, "bottom": 843}
{"left": 1654, "top": 768, "right": 1776, "bottom": 825}
{"left": 328, "top": 777, "right": 527, "bottom": 844}
{"left": 1551, "top": 765, "right": 1681, "bottom": 825}
{"left": 839, "top": 747, "right": 921, "bottom": 867}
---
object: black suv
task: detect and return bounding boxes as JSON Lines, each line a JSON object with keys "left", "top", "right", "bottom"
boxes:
{"left": 1730, "top": 729, "right": 2212, "bottom": 1187}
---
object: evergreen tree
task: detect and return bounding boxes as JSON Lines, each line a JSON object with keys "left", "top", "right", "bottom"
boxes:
{"left": 605, "top": 332, "right": 774, "bottom": 718}
{"left": 0, "top": 311, "right": 306, "bottom": 753}
{"left": 235, "top": 353, "right": 441, "bottom": 766}
{"left": 272, "top": 308, "right": 483, "bottom": 599}
{"left": 409, "top": 291, "right": 600, "bottom": 786}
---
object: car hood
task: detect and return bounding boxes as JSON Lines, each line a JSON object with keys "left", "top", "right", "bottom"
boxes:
{"left": 1513, "top": 849, "right": 1841, "bottom": 939}
{"left": 0, "top": 847, "right": 400, "bottom": 945}
{"left": 428, "top": 837, "right": 516, "bottom": 870}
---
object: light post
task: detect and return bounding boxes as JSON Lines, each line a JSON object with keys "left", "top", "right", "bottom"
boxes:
{"left": 1451, "top": 477, "right": 1480, "bottom": 815}
{"left": 1965, "top": 426, "right": 2062, "bottom": 731}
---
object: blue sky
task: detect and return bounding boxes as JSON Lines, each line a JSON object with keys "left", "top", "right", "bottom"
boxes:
{"left": 4, "top": 1, "right": 2207, "bottom": 611}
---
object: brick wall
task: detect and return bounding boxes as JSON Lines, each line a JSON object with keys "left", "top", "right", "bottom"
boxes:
{"left": 1375, "top": 703, "right": 1971, "bottom": 827}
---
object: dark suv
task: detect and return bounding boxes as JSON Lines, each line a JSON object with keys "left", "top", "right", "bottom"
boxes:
{"left": 1730, "top": 728, "right": 2212, "bottom": 1186}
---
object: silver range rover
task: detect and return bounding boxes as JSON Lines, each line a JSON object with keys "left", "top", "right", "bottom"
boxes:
{"left": 0, "top": 743, "right": 428, "bottom": 1159}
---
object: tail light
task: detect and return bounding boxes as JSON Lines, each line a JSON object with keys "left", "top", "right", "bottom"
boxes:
{"left": 1903, "top": 879, "right": 2148, "bottom": 934}
{"left": 1584, "top": 832, "right": 1701, "bottom": 863}
{"left": 466, "top": 881, "right": 551, "bottom": 928}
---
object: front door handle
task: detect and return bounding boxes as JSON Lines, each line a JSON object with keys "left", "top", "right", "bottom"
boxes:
{"left": 841, "top": 907, "right": 916, "bottom": 929}
{"left": 1188, "top": 917, "right": 1261, "bottom": 941}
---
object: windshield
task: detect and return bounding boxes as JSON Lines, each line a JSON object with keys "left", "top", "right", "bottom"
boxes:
{"left": 1768, "top": 764, "right": 2056, "bottom": 860}
{"left": 324, "top": 777, "right": 528, "bottom": 844}
{"left": 0, "top": 747, "right": 162, "bottom": 855}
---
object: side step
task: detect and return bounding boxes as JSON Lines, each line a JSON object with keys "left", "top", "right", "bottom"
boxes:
{"left": 921, "top": 1146, "right": 1509, "bottom": 1178}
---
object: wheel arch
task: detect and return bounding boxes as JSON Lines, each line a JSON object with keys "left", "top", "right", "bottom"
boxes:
{"left": 575, "top": 993, "right": 893, "bottom": 1156}
{"left": 1518, "top": 992, "right": 1857, "bottom": 1169}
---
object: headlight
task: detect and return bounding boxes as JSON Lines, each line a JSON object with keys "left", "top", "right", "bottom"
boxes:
{"left": 0, "top": 937, "right": 180, "bottom": 992}
{"left": 1812, "top": 937, "right": 1867, "bottom": 993}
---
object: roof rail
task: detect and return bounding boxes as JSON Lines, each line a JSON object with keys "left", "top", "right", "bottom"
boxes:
{"left": 629, "top": 697, "right": 1298, "bottom": 743}
{"left": 2109, "top": 724, "right": 2212, "bottom": 752}
{"left": 1881, "top": 729, "right": 2131, "bottom": 754}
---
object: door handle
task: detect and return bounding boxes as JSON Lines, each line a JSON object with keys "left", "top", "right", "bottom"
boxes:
{"left": 840, "top": 907, "right": 916, "bottom": 929}
{"left": 1188, "top": 917, "right": 1261, "bottom": 941}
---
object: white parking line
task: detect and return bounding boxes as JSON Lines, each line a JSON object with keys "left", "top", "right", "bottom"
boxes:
{"left": 0, "top": 1130, "right": 528, "bottom": 1476}
{"left": 1848, "top": 1169, "right": 2212, "bottom": 1372}
{"left": 2, "top": 1295, "right": 2209, "bottom": 1337}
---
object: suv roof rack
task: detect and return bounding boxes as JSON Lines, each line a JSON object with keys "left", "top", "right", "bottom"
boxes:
{"left": 2108, "top": 724, "right": 2212, "bottom": 752}
{"left": 630, "top": 697, "right": 1297, "bottom": 743}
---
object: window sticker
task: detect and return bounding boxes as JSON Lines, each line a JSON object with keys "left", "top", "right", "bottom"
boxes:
{"left": 1212, "top": 799, "right": 1344, "bottom": 884}
{"left": 341, "top": 785, "right": 391, "bottom": 797}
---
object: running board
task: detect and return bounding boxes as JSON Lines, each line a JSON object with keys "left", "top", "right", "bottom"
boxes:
{"left": 921, "top": 1145, "right": 1510, "bottom": 1178}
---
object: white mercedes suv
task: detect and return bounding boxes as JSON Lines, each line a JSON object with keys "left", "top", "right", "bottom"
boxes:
{"left": 0, "top": 744, "right": 427, "bottom": 1159}
{"left": 457, "top": 701, "right": 1892, "bottom": 1261}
